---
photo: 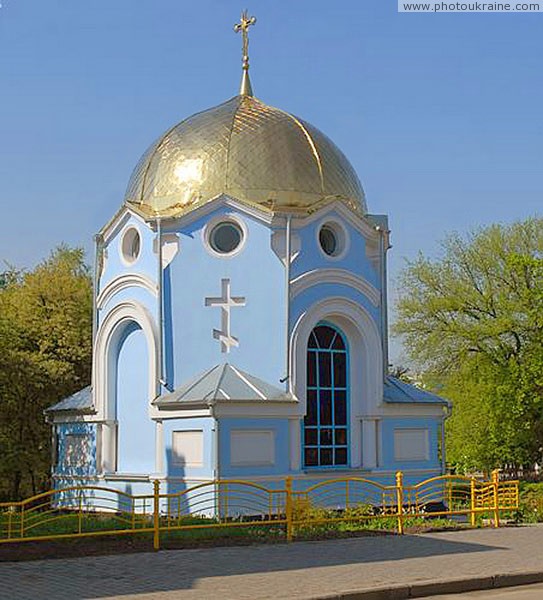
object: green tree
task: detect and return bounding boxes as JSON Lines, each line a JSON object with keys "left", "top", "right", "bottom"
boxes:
{"left": 0, "top": 247, "right": 92, "bottom": 499}
{"left": 394, "top": 218, "right": 543, "bottom": 472}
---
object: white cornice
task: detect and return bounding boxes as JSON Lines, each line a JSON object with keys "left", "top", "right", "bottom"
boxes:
{"left": 286, "top": 201, "right": 382, "bottom": 242}
{"left": 290, "top": 268, "right": 380, "bottom": 306}
{"left": 151, "top": 194, "right": 275, "bottom": 230}
{"left": 99, "top": 205, "right": 149, "bottom": 244}
{"left": 97, "top": 273, "right": 158, "bottom": 309}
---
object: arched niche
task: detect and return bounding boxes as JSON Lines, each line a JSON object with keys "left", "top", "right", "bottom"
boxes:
{"left": 93, "top": 301, "right": 158, "bottom": 472}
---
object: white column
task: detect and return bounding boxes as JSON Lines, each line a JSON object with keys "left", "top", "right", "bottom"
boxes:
{"left": 95, "top": 424, "right": 102, "bottom": 475}
{"left": 155, "top": 419, "right": 164, "bottom": 475}
{"left": 362, "top": 418, "right": 378, "bottom": 469}
{"left": 350, "top": 418, "right": 362, "bottom": 468}
{"left": 289, "top": 418, "right": 301, "bottom": 470}
{"left": 101, "top": 420, "right": 117, "bottom": 473}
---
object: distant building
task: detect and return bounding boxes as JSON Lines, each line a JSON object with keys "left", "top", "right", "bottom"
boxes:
{"left": 47, "top": 17, "right": 449, "bottom": 498}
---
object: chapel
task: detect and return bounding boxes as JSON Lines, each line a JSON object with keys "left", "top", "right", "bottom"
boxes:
{"left": 47, "top": 13, "right": 449, "bottom": 497}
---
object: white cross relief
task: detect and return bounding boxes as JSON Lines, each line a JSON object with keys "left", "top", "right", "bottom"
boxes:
{"left": 205, "top": 278, "right": 246, "bottom": 353}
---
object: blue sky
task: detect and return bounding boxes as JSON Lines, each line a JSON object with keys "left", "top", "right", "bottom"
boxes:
{"left": 1, "top": 1, "right": 541, "bottom": 361}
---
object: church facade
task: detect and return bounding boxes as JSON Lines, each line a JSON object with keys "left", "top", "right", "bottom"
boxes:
{"left": 47, "top": 19, "right": 449, "bottom": 499}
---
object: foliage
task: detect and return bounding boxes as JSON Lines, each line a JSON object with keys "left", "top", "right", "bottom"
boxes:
{"left": 291, "top": 497, "right": 458, "bottom": 535}
{"left": 393, "top": 218, "right": 543, "bottom": 472}
{"left": 515, "top": 482, "right": 543, "bottom": 524}
{"left": 0, "top": 247, "right": 92, "bottom": 500}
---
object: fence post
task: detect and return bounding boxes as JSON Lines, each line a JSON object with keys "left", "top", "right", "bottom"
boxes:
{"left": 223, "top": 482, "right": 228, "bottom": 522}
{"left": 470, "top": 478, "right": 476, "bottom": 527}
{"left": 285, "top": 476, "right": 293, "bottom": 542}
{"left": 491, "top": 469, "right": 500, "bottom": 528}
{"left": 78, "top": 492, "right": 83, "bottom": 535}
{"left": 395, "top": 471, "right": 404, "bottom": 535}
{"left": 7, "top": 507, "right": 13, "bottom": 540}
{"left": 153, "top": 479, "right": 161, "bottom": 550}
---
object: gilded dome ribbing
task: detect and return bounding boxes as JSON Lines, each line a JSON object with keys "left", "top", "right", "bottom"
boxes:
{"left": 124, "top": 94, "right": 366, "bottom": 218}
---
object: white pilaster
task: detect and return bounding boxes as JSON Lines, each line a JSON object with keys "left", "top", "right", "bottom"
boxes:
{"left": 362, "top": 418, "right": 378, "bottom": 469}
{"left": 101, "top": 420, "right": 117, "bottom": 473}
{"left": 155, "top": 419, "right": 164, "bottom": 475}
{"left": 289, "top": 418, "right": 301, "bottom": 470}
{"left": 350, "top": 417, "right": 362, "bottom": 468}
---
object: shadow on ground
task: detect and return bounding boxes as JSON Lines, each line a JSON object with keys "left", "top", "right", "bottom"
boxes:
{"left": 0, "top": 533, "right": 505, "bottom": 599}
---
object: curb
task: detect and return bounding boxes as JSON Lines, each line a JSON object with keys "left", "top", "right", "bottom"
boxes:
{"left": 303, "top": 571, "right": 543, "bottom": 599}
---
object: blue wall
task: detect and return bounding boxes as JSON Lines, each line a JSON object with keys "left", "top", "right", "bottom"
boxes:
{"left": 379, "top": 417, "right": 441, "bottom": 473}
{"left": 165, "top": 207, "right": 286, "bottom": 389}
{"left": 100, "top": 213, "right": 157, "bottom": 293}
{"left": 219, "top": 418, "right": 290, "bottom": 478}
{"left": 163, "top": 417, "right": 215, "bottom": 480}
{"left": 116, "top": 322, "right": 156, "bottom": 473}
{"left": 292, "top": 213, "right": 380, "bottom": 287}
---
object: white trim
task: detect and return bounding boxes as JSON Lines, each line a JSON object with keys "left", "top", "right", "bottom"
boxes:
{"left": 155, "top": 420, "right": 164, "bottom": 474}
{"left": 99, "top": 205, "right": 149, "bottom": 245}
{"left": 201, "top": 213, "right": 248, "bottom": 259}
{"left": 362, "top": 419, "right": 378, "bottom": 469}
{"left": 174, "top": 468, "right": 440, "bottom": 484}
{"left": 119, "top": 225, "right": 142, "bottom": 266}
{"left": 151, "top": 408, "right": 212, "bottom": 420}
{"left": 103, "top": 473, "right": 151, "bottom": 482}
{"left": 288, "top": 201, "right": 380, "bottom": 244}
{"left": 161, "top": 194, "right": 274, "bottom": 229}
{"left": 289, "top": 418, "right": 301, "bottom": 471}
{"left": 230, "top": 365, "right": 267, "bottom": 400}
{"left": 97, "top": 274, "right": 158, "bottom": 309}
{"left": 380, "top": 403, "right": 444, "bottom": 417}
{"left": 212, "top": 402, "right": 299, "bottom": 419}
{"left": 290, "top": 268, "right": 380, "bottom": 306}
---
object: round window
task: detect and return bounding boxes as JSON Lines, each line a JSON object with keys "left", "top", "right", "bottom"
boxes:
{"left": 121, "top": 228, "right": 141, "bottom": 264}
{"left": 319, "top": 225, "right": 339, "bottom": 256}
{"left": 209, "top": 221, "right": 243, "bottom": 255}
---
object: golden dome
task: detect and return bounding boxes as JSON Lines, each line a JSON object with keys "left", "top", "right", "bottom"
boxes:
{"left": 124, "top": 94, "right": 366, "bottom": 218}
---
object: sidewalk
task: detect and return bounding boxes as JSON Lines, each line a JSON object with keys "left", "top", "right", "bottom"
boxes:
{"left": 5, "top": 525, "right": 543, "bottom": 600}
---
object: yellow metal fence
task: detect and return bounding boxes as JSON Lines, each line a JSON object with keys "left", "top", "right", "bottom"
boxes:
{"left": 0, "top": 471, "right": 518, "bottom": 550}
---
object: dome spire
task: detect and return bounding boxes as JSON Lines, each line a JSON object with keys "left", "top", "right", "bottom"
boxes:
{"left": 234, "top": 10, "right": 256, "bottom": 96}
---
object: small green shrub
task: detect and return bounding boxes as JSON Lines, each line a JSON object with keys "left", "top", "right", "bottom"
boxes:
{"left": 515, "top": 482, "right": 543, "bottom": 523}
{"left": 289, "top": 497, "right": 459, "bottom": 535}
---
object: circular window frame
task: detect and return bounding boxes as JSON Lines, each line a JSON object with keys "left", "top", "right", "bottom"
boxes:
{"left": 203, "top": 215, "right": 248, "bottom": 258}
{"left": 120, "top": 226, "right": 142, "bottom": 266}
{"left": 316, "top": 219, "right": 349, "bottom": 261}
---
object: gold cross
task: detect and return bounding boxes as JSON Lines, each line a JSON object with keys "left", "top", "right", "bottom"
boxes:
{"left": 234, "top": 10, "right": 256, "bottom": 70}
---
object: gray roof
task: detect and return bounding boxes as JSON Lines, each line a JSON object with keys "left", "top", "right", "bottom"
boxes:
{"left": 384, "top": 376, "right": 449, "bottom": 405}
{"left": 46, "top": 386, "right": 94, "bottom": 413}
{"left": 154, "top": 363, "right": 294, "bottom": 408}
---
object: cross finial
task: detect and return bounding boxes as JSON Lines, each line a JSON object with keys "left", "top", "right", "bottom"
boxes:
{"left": 205, "top": 279, "right": 246, "bottom": 353}
{"left": 234, "top": 10, "right": 256, "bottom": 96}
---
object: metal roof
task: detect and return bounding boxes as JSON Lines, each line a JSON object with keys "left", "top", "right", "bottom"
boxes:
{"left": 125, "top": 95, "right": 365, "bottom": 220}
{"left": 384, "top": 376, "right": 449, "bottom": 406}
{"left": 45, "top": 386, "right": 94, "bottom": 413}
{"left": 154, "top": 363, "right": 294, "bottom": 408}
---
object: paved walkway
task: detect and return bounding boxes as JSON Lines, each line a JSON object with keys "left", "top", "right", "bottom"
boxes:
{"left": 5, "top": 525, "right": 543, "bottom": 600}
{"left": 424, "top": 584, "right": 543, "bottom": 599}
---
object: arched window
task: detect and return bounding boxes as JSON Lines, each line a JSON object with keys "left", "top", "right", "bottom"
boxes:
{"left": 304, "top": 323, "right": 349, "bottom": 468}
